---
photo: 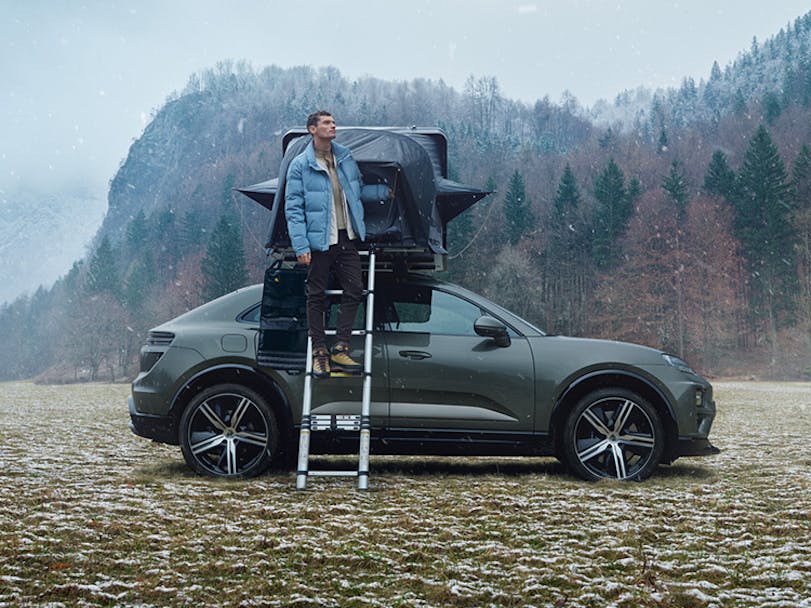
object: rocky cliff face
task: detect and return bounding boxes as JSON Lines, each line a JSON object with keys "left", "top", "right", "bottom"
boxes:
{"left": 105, "top": 92, "right": 223, "bottom": 240}
{"left": 102, "top": 87, "right": 284, "bottom": 245}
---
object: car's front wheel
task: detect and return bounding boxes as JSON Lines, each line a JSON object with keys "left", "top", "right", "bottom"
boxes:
{"left": 562, "top": 388, "right": 664, "bottom": 481}
{"left": 179, "top": 384, "right": 279, "bottom": 478}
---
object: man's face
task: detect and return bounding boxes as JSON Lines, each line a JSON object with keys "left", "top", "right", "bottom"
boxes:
{"left": 309, "top": 115, "right": 336, "bottom": 140}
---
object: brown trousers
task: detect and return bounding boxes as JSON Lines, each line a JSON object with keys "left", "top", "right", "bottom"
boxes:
{"left": 306, "top": 230, "right": 363, "bottom": 350}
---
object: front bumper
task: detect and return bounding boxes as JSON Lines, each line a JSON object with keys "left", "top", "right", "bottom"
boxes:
{"left": 128, "top": 395, "right": 179, "bottom": 445}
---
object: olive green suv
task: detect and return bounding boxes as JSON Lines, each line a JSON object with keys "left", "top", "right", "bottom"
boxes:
{"left": 128, "top": 271, "right": 718, "bottom": 481}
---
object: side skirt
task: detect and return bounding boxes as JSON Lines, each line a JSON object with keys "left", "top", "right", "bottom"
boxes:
{"left": 308, "top": 428, "right": 554, "bottom": 457}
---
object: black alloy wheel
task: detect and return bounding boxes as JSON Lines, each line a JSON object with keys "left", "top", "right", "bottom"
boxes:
{"left": 563, "top": 388, "right": 664, "bottom": 481}
{"left": 179, "top": 384, "right": 279, "bottom": 478}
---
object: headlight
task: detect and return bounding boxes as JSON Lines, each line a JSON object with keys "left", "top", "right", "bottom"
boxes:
{"left": 662, "top": 353, "right": 695, "bottom": 375}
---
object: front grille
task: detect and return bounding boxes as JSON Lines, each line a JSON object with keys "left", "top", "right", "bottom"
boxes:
{"left": 147, "top": 331, "right": 175, "bottom": 346}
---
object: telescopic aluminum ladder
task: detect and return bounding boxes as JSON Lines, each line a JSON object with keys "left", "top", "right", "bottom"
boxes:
{"left": 295, "top": 249, "right": 376, "bottom": 491}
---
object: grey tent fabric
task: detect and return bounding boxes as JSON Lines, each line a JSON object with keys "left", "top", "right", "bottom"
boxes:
{"left": 435, "top": 177, "right": 490, "bottom": 225}
{"left": 237, "top": 128, "right": 490, "bottom": 253}
{"left": 237, "top": 177, "right": 277, "bottom": 212}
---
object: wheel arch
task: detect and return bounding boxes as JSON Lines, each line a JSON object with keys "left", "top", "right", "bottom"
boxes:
{"left": 170, "top": 364, "right": 295, "bottom": 444}
{"left": 550, "top": 370, "right": 678, "bottom": 461}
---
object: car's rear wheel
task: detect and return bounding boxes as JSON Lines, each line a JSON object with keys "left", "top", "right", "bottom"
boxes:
{"left": 179, "top": 384, "right": 279, "bottom": 478}
{"left": 562, "top": 388, "right": 664, "bottom": 481}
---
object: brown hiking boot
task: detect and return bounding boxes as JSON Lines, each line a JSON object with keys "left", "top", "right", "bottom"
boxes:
{"left": 330, "top": 342, "right": 362, "bottom": 373}
{"left": 312, "top": 347, "right": 331, "bottom": 378}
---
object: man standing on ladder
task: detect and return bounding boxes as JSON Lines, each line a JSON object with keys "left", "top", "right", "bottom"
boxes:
{"left": 284, "top": 111, "right": 366, "bottom": 378}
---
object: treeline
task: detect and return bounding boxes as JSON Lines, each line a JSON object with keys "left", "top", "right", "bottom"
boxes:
{"left": 3, "top": 13, "right": 811, "bottom": 381}
{"left": 0, "top": 206, "right": 251, "bottom": 381}
{"left": 447, "top": 119, "right": 810, "bottom": 377}
{"left": 592, "top": 12, "right": 811, "bottom": 135}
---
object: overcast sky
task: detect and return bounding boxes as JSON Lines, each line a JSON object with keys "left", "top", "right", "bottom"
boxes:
{"left": 2, "top": 0, "right": 810, "bottom": 201}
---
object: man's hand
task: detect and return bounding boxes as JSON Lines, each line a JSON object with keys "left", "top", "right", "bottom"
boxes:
{"left": 297, "top": 252, "right": 311, "bottom": 265}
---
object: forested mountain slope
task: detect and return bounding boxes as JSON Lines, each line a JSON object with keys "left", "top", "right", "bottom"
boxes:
{"left": 3, "top": 13, "right": 811, "bottom": 382}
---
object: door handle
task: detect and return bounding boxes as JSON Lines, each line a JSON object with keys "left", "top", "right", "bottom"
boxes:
{"left": 399, "top": 350, "right": 432, "bottom": 360}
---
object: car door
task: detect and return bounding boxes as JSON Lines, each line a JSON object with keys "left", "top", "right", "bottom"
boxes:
{"left": 307, "top": 297, "right": 389, "bottom": 426}
{"left": 379, "top": 281, "right": 534, "bottom": 432}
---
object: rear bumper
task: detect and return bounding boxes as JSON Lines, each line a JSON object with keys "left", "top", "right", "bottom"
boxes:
{"left": 675, "top": 437, "right": 720, "bottom": 457}
{"left": 128, "top": 395, "right": 179, "bottom": 445}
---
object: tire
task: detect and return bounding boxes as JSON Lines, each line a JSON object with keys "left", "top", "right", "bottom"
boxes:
{"left": 179, "top": 383, "right": 280, "bottom": 478}
{"left": 562, "top": 388, "right": 664, "bottom": 481}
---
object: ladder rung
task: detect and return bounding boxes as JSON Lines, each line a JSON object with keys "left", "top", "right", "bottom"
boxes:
{"left": 324, "top": 329, "right": 366, "bottom": 336}
{"left": 324, "top": 289, "right": 371, "bottom": 296}
{"left": 307, "top": 371, "right": 362, "bottom": 379}
{"left": 310, "top": 414, "right": 361, "bottom": 431}
{"left": 308, "top": 470, "right": 359, "bottom": 477}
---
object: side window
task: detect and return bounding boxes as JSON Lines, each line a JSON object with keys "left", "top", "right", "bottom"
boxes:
{"left": 383, "top": 285, "right": 482, "bottom": 336}
{"left": 326, "top": 300, "right": 366, "bottom": 331}
{"left": 238, "top": 304, "right": 261, "bottom": 324}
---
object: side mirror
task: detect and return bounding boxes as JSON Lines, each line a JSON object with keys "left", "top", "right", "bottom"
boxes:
{"left": 474, "top": 315, "right": 511, "bottom": 347}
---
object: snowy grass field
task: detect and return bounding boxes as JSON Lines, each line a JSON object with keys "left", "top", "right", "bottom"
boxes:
{"left": 0, "top": 381, "right": 809, "bottom": 607}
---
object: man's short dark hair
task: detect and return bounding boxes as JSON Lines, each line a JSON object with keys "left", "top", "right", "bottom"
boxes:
{"left": 306, "top": 110, "right": 332, "bottom": 129}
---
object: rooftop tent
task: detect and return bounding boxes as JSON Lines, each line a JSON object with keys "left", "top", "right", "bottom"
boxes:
{"left": 237, "top": 127, "right": 490, "bottom": 253}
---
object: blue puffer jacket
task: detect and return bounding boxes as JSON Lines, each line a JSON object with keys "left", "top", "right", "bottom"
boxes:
{"left": 284, "top": 140, "right": 366, "bottom": 255}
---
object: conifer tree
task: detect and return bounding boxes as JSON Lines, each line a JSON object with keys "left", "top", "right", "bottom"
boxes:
{"left": 180, "top": 210, "right": 206, "bottom": 256}
{"left": 153, "top": 208, "right": 181, "bottom": 271}
{"left": 662, "top": 160, "right": 689, "bottom": 219}
{"left": 550, "top": 163, "right": 587, "bottom": 276}
{"left": 222, "top": 174, "right": 236, "bottom": 206}
{"left": 735, "top": 125, "right": 797, "bottom": 355}
{"left": 598, "top": 128, "right": 615, "bottom": 150}
{"left": 704, "top": 149, "right": 737, "bottom": 200}
{"left": 735, "top": 126, "right": 796, "bottom": 278}
{"left": 792, "top": 144, "right": 811, "bottom": 206}
{"left": 63, "top": 261, "right": 83, "bottom": 302}
{"left": 201, "top": 215, "right": 248, "bottom": 301}
{"left": 709, "top": 60, "right": 722, "bottom": 82}
{"left": 503, "top": 170, "right": 533, "bottom": 246}
{"left": 484, "top": 176, "right": 497, "bottom": 199}
{"left": 792, "top": 144, "right": 811, "bottom": 326}
{"left": 553, "top": 164, "right": 581, "bottom": 220}
{"left": 658, "top": 129, "right": 669, "bottom": 153}
{"left": 763, "top": 92, "right": 782, "bottom": 124}
{"left": 547, "top": 164, "right": 591, "bottom": 335}
{"left": 733, "top": 89, "right": 748, "bottom": 114}
{"left": 626, "top": 177, "right": 642, "bottom": 205}
{"left": 592, "top": 159, "right": 633, "bottom": 268}
{"left": 85, "top": 236, "right": 120, "bottom": 299}
{"left": 661, "top": 160, "right": 691, "bottom": 353}
{"left": 124, "top": 252, "right": 155, "bottom": 310}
